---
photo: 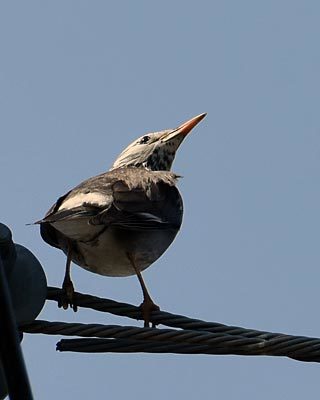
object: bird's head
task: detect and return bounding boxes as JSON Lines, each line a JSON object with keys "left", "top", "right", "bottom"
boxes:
{"left": 111, "top": 113, "right": 206, "bottom": 171}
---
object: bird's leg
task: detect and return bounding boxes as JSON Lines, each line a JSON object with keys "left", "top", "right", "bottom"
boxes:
{"left": 58, "top": 242, "right": 77, "bottom": 312}
{"left": 127, "top": 252, "right": 160, "bottom": 328}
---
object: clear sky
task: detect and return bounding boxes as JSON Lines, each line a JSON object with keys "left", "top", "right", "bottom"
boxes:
{"left": 1, "top": 1, "right": 320, "bottom": 399}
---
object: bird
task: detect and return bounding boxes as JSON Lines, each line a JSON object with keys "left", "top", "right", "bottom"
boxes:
{"left": 36, "top": 113, "right": 206, "bottom": 326}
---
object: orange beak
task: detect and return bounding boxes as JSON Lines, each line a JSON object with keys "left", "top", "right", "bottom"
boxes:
{"left": 176, "top": 113, "right": 207, "bottom": 136}
{"left": 162, "top": 113, "right": 207, "bottom": 142}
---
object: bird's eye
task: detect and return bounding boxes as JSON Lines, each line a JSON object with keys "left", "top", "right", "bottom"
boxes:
{"left": 139, "top": 135, "right": 150, "bottom": 144}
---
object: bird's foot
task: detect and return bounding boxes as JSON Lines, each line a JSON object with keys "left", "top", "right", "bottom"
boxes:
{"left": 140, "top": 298, "right": 160, "bottom": 328}
{"left": 58, "top": 279, "right": 78, "bottom": 312}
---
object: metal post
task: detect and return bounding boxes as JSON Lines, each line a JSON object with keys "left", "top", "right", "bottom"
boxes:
{"left": 0, "top": 237, "right": 33, "bottom": 399}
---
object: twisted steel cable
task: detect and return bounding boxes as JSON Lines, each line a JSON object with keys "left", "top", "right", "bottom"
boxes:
{"left": 55, "top": 337, "right": 320, "bottom": 361}
{"left": 46, "top": 287, "right": 271, "bottom": 337}
{"left": 21, "top": 319, "right": 320, "bottom": 361}
{"left": 57, "top": 338, "right": 251, "bottom": 355}
{"left": 47, "top": 287, "right": 316, "bottom": 343}
{"left": 19, "top": 288, "right": 320, "bottom": 362}
{"left": 21, "top": 320, "right": 261, "bottom": 354}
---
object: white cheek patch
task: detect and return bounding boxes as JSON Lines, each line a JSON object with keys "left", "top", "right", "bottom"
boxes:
{"left": 59, "top": 192, "right": 108, "bottom": 211}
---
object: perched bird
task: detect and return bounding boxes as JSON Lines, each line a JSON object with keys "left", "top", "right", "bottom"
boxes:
{"left": 37, "top": 113, "right": 206, "bottom": 325}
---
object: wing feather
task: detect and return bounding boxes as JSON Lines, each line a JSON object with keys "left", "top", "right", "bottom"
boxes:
{"left": 38, "top": 167, "right": 182, "bottom": 245}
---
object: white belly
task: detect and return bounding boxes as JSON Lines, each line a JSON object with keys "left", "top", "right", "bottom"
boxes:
{"left": 73, "top": 227, "right": 178, "bottom": 277}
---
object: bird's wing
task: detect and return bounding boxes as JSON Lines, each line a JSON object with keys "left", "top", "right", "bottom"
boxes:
{"left": 89, "top": 169, "right": 182, "bottom": 230}
{"left": 89, "top": 185, "right": 178, "bottom": 230}
{"left": 36, "top": 174, "right": 114, "bottom": 244}
{"left": 38, "top": 168, "right": 182, "bottom": 242}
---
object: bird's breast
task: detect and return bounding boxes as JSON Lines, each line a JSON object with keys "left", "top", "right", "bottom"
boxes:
{"left": 75, "top": 227, "right": 180, "bottom": 277}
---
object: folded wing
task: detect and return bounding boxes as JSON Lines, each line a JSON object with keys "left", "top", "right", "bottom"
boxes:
{"left": 38, "top": 167, "right": 183, "bottom": 247}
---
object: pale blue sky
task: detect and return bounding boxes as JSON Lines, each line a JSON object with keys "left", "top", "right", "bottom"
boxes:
{"left": 1, "top": 1, "right": 320, "bottom": 399}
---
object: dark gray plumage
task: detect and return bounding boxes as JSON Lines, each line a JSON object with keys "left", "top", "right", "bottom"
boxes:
{"left": 37, "top": 113, "right": 206, "bottom": 325}
{"left": 40, "top": 168, "right": 182, "bottom": 276}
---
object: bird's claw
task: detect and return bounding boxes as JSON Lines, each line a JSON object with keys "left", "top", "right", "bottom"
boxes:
{"left": 59, "top": 280, "right": 78, "bottom": 312}
{"left": 140, "top": 299, "right": 160, "bottom": 328}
